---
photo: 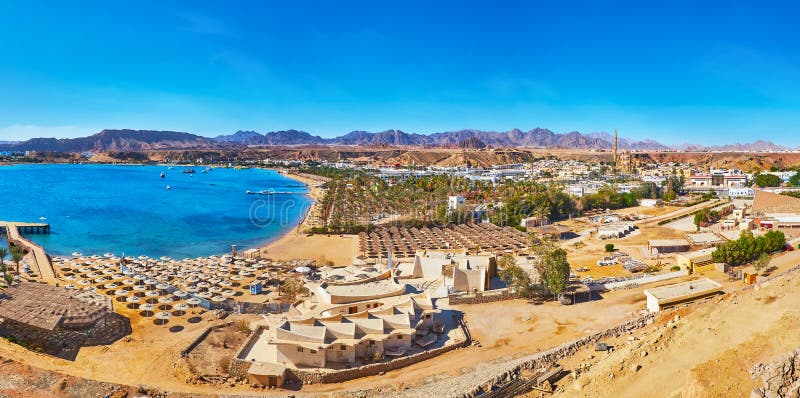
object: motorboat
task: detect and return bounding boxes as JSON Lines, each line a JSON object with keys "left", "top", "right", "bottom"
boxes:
{"left": 182, "top": 168, "right": 196, "bottom": 174}
{"left": 166, "top": 186, "right": 172, "bottom": 190}
{"left": 160, "top": 172, "right": 165, "bottom": 178}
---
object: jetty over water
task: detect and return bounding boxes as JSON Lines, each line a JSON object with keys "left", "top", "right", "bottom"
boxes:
{"left": 0, "top": 221, "right": 56, "bottom": 282}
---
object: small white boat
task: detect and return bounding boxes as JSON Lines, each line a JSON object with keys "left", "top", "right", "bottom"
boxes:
{"left": 39, "top": 216, "right": 47, "bottom": 221}
{"left": 166, "top": 186, "right": 171, "bottom": 190}
{"left": 160, "top": 172, "right": 165, "bottom": 178}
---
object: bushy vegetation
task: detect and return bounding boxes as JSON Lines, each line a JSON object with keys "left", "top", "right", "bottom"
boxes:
{"left": 498, "top": 253, "right": 533, "bottom": 298}
{"left": 711, "top": 230, "right": 785, "bottom": 266}
{"left": 693, "top": 208, "right": 721, "bottom": 231}
{"left": 753, "top": 173, "right": 783, "bottom": 187}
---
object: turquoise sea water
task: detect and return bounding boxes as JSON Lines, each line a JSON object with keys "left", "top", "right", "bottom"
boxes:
{"left": 0, "top": 164, "right": 313, "bottom": 258}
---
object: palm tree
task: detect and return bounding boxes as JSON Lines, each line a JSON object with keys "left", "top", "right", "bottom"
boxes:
{"left": 10, "top": 246, "right": 24, "bottom": 276}
{"left": 0, "top": 247, "right": 7, "bottom": 270}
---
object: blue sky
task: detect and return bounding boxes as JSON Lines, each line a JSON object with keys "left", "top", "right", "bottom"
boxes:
{"left": 0, "top": 1, "right": 798, "bottom": 145}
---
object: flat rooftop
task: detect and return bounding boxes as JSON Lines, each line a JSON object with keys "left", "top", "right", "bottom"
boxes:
{"left": 323, "top": 279, "right": 407, "bottom": 297}
{"left": 645, "top": 278, "right": 722, "bottom": 301}
{"left": 686, "top": 232, "right": 726, "bottom": 245}
{"left": 648, "top": 239, "right": 690, "bottom": 247}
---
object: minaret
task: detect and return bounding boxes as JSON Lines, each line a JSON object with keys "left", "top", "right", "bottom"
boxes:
{"left": 613, "top": 129, "right": 618, "bottom": 171}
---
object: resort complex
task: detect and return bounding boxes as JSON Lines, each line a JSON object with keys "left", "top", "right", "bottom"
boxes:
{"left": 4, "top": 152, "right": 800, "bottom": 397}
{"left": 3, "top": 3, "right": 800, "bottom": 395}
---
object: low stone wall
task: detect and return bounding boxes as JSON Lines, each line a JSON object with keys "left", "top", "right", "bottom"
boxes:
{"left": 458, "top": 313, "right": 656, "bottom": 398}
{"left": 257, "top": 321, "right": 472, "bottom": 385}
{"left": 448, "top": 289, "right": 518, "bottom": 305}
{"left": 180, "top": 322, "right": 233, "bottom": 357}
{"left": 227, "top": 325, "right": 265, "bottom": 379}
{"left": 288, "top": 326, "right": 470, "bottom": 384}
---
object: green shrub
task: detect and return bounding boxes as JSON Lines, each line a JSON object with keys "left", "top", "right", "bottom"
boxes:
{"left": 604, "top": 243, "right": 615, "bottom": 252}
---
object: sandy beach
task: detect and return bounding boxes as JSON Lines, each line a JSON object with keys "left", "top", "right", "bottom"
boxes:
{"left": 259, "top": 169, "right": 357, "bottom": 266}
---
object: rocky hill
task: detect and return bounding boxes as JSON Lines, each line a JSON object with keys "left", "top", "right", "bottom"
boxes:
{"left": 1, "top": 129, "right": 214, "bottom": 152}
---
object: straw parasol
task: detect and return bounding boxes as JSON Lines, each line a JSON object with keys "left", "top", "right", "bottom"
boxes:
{"left": 155, "top": 311, "right": 171, "bottom": 325}
{"left": 186, "top": 297, "right": 201, "bottom": 308}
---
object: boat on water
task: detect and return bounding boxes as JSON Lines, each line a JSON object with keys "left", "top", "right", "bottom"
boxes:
{"left": 166, "top": 186, "right": 171, "bottom": 190}
{"left": 167, "top": 166, "right": 174, "bottom": 170}
{"left": 39, "top": 216, "right": 47, "bottom": 221}
{"left": 202, "top": 167, "right": 212, "bottom": 173}
{"left": 160, "top": 172, "right": 165, "bottom": 178}
{"left": 182, "top": 168, "right": 196, "bottom": 174}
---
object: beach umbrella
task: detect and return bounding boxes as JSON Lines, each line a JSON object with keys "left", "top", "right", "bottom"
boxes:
{"left": 158, "top": 297, "right": 174, "bottom": 310}
{"left": 174, "top": 303, "right": 190, "bottom": 312}
{"left": 78, "top": 280, "right": 91, "bottom": 286}
{"left": 209, "top": 286, "right": 223, "bottom": 294}
{"left": 126, "top": 296, "right": 141, "bottom": 304}
{"left": 132, "top": 285, "right": 147, "bottom": 292}
{"left": 114, "top": 289, "right": 129, "bottom": 297}
{"left": 155, "top": 283, "right": 171, "bottom": 291}
{"left": 197, "top": 291, "right": 212, "bottom": 299}
{"left": 186, "top": 297, "right": 201, "bottom": 307}
{"left": 140, "top": 303, "right": 154, "bottom": 311}
{"left": 103, "top": 269, "right": 116, "bottom": 275}
{"left": 65, "top": 275, "right": 78, "bottom": 281}
{"left": 65, "top": 284, "right": 77, "bottom": 290}
{"left": 211, "top": 296, "right": 225, "bottom": 303}
{"left": 145, "top": 290, "right": 159, "bottom": 298}
{"left": 104, "top": 283, "right": 119, "bottom": 290}
{"left": 173, "top": 290, "right": 188, "bottom": 299}
{"left": 221, "top": 289, "right": 235, "bottom": 297}
{"left": 122, "top": 279, "right": 136, "bottom": 286}
{"left": 94, "top": 277, "right": 108, "bottom": 284}
{"left": 156, "top": 311, "right": 170, "bottom": 325}
{"left": 144, "top": 279, "right": 158, "bottom": 289}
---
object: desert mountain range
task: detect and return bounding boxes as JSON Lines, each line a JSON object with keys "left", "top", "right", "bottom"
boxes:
{"left": 0, "top": 128, "right": 792, "bottom": 153}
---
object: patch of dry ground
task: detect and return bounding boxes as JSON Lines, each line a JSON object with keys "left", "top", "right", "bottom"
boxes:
{"left": 551, "top": 251, "right": 800, "bottom": 398}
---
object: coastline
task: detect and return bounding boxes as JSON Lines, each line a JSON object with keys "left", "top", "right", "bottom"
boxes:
{"left": 258, "top": 169, "right": 357, "bottom": 266}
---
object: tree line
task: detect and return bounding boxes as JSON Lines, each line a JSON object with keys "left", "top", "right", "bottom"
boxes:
{"left": 711, "top": 230, "right": 786, "bottom": 266}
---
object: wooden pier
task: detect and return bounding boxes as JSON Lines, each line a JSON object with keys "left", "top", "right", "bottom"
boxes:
{"left": 0, "top": 221, "right": 56, "bottom": 282}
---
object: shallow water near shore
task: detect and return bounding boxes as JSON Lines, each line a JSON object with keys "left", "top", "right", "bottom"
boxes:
{"left": 0, "top": 164, "right": 312, "bottom": 258}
